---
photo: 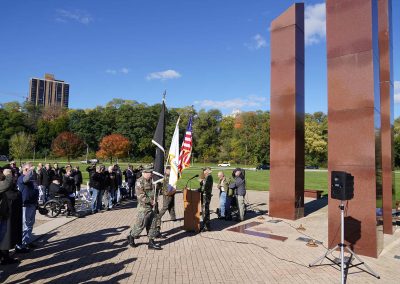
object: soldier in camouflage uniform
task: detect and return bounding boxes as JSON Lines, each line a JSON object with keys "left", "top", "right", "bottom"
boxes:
{"left": 200, "top": 167, "right": 213, "bottom": 231}
{"left": 155, "top": 166, "right": 177, "bottom": 236}
{"left": 127, "top": 164, "right": 161, "bottom": 250}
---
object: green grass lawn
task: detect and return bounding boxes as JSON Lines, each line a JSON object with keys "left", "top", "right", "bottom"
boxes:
{"left": 176, "top": 167, "right": 329, "bottom": 192}
{"left": 2, "top": 160, "right": 400, "bottom": 201}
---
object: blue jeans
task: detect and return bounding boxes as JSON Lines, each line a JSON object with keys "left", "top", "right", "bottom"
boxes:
{"left": 22, "top": 205, "right": 36, "bottom": 246}
{"left": 102, "top": 189, "right": 113, "bottom": 209}
{"left": 219, "top": 191, "right": 227, "bottom": 217}
{"left": 116, "top": 187, "right": 121, "bottom": 203}
{"left": 91, "top": 188, "right": 102, "bottom": 212}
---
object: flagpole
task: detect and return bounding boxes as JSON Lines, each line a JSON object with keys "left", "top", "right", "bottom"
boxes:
{"left": 152, "top": 90, "right": 168, "bottom": 213}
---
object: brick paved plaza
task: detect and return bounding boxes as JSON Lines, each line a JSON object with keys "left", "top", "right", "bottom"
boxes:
{"left": 1, "top": 189, "right": 399, "bottom": 283}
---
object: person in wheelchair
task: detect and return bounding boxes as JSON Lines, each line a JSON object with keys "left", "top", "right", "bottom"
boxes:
{"left": 48, "top": 180, "right": 77, "bottom": 216}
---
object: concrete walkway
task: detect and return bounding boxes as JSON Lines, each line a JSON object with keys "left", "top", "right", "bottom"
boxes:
{"left": 0, "top": 189, "right": 399, "bottom": 283}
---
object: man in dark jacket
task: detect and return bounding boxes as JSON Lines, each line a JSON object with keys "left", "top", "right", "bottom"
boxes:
{"left": 62, "top": 167, "right": 77, "bottom": 215}
{"left": 53, "top": 163, "right": 65, "bottom": 183}
{"left": 114, "top": 165, "right": 122, "bottom": 204}
{"left": 103, "top": 166, "right": 116, "bottom": 210}
{"left": 89, "top": 165, "right": 104, "bottom": 213}
{"left": 125, "top": 165, "right": 136, "bottom": 199}
{"left": 9, "top": 161, "right": 20, "bottom": 185}
{"left": 74, "top": 166, "right": 83, "bottom": 197}
{"left": 16, "top": 162, "right": 39, "bottom": 253}
{"left": 40, "top": 164, "right": 53, "bottom": 202}
{"left": 229, "top": 168, "right": 246, "bottom": 221}
{"left": 0, "top": 168, "right": 22, "bottom": 264}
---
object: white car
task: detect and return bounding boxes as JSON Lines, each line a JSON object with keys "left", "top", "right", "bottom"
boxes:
{"left": 218, "top": 162, "right": 230, "bottom": 167}
{"left": 81, "top": 159, "right": 99, "bottom": 164}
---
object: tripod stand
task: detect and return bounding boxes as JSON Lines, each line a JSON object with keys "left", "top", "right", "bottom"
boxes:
{"left": 309, "top": 201, "right": 380, "bottom": 284}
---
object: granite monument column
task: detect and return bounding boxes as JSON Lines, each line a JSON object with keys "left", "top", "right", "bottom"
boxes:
{"left": 269, "top": 3, "right": 305, "bottom": 220}
{"left": 378, "top": 0, "right": 395, "bottom": 235}
{"left": 327, "top": 0, "right": 383, "bottom": 258}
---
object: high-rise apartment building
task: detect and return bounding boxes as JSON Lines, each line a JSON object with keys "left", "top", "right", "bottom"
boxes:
{"left": 28, "top": 73, "right": 69, "bottom": 108}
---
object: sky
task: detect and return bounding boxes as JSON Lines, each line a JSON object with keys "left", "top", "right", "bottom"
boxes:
{"left": 0, "top": 0, "right": 399, "bottom": 116}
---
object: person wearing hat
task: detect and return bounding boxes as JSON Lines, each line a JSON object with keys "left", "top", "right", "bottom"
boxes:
{"left": 200, "top": 167, "right": 213, "bottom": 231}
{"left": 229, "top": 168, "right": 246, "bottom": 221}
{"left": 127, "top": 164, "right": 161, "bottom": 250}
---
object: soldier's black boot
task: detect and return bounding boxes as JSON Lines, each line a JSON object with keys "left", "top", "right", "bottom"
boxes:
{"left": 155, "top": 231, "right": 167, "bottom": 239}
{"left": 127, "top": 235, "right": 136, "bottom": 248}
{"left": 148, "top": 239, "right": 162, "bottom": 250}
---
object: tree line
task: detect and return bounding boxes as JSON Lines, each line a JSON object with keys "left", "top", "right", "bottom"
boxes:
{"left": 1, "top": 99, "right": 399, "bottom": 167}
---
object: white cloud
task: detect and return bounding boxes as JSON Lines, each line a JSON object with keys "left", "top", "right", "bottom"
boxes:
{"left": 194, "top": 95, "right": 267, "bottom": 110}
{"left": 245, "top": 34, "right": 267, "bottom": 50}
{"left": 305, "top": 3, "right": 326, "bottom": 46}
{"left": 56, "top": 9, "right": 93, "bottom": 24}
{"left": 120, "top": 68, "right": 129, "bottom": 74}
{"left": 105, "top": 69, "right": 117, "bottom": 75}
{"left": 105, "top": 67, "right": 129, "bottom": 75}
{"left": 395, "top": 81, "right": 400, "bottom": 104}
{"left": 146, "top": 70, "right": 181, "bottom": 81}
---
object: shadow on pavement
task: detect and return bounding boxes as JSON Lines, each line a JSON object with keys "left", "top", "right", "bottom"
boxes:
{"left": 0, "top": 226, "right": 134, "bottom": 283}
{"left": 109, "top": 199, "right": 137, "bottom": 211}
{"left": 159, "top": 210, "right": 251, "bottom": 246}
{"left": 304, "top": 196, "right": 328, "bottom": 216}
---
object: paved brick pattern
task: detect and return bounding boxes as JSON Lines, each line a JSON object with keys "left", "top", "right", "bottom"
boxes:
{"left": 1, "top": 189, "right": 399, "bottom": 283}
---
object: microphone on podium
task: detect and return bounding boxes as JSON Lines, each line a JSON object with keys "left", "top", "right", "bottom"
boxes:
{"left": 185, "top": 174, "right": 199, "bottom": 188}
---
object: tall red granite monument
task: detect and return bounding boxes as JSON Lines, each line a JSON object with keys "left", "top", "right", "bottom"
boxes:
{"left": 378, "top": 0, "right": 395, "bottom": 235}
{"left": 269, "top": 3, "right": 305, "bottom": 220}
{"left": 327, "top": 0, "right": 383, "bottom": 258}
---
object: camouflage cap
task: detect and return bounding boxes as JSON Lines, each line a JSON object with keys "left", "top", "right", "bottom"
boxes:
{"left": 142, "top": 164, "right": 154, "bottom": 173}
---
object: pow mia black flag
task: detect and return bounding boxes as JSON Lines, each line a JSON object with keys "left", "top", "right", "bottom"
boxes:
{"left": 152, "top": 94, "right": 166, "bottom": 184}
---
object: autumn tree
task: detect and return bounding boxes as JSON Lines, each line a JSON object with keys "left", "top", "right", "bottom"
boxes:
{"left": 9, "top": 132, "right": 35, "bottom": 165}
{"left": 304, "top": 112, "right": 328, "bottom": 167}
{"left": 51, "top": 131, "right": 84, "bottom": 162}
{"left": 96, "top": 134, "right": 131, "bottom": 163}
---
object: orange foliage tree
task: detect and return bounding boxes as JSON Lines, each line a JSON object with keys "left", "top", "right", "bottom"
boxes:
{"left": 96, "top": 134, "right": 131, "bottom": 163}
{"left": 52, "top": 131, "right": 84, "bottom": 162}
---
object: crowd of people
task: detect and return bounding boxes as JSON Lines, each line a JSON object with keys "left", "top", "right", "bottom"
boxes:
{"left": 0, "top": 160, "right": 148, "bottom": 265}
{"left": 0, "top": 160, "right": 246, "bottom": 258}
{"left": 86, "top": 163, "right": 140, "bottom": 213}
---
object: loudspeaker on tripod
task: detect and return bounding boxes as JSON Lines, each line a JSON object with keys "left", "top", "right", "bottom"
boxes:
{"left": 331, "top": 171, "right": 354, "bottom": 201}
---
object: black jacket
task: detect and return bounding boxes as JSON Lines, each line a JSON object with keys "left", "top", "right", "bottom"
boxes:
{"left": 74, "top": 170, "right": 83, "bottom": 185}
{"left": 103, "top": 171, "right": 117, "bottom": 190}
{"left": 115, "top": 170, "right": 122, "bottom": 187}
{"left": 53, "top": 167, "right": 65, "bottom": 182}
{"left": 89, "top": 172, "right": 104, "bottom": 190}
{"left": 0, "top": 175, "right": 22, "bottom": 250}
{"left": 39, "top": 168, "right": 52, "bottom": 187}
{"left": 126, "top": 169, "right": 136, "bottom": 186}
{"left": 62, "top": 175, "right": 76, "bottom": 194}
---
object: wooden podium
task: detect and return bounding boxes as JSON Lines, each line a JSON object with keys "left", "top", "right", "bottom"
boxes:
{"left": 183, "top": 187, "right": 201, "bottom": 233}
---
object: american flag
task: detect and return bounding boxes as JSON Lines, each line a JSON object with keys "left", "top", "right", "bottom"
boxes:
{"left": 178, "top": 116, "right": 193, "bottom": 174}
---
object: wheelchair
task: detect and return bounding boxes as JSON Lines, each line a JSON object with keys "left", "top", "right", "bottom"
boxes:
{"left": 43, "top": 195, "right": 70, "bottom": 218}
